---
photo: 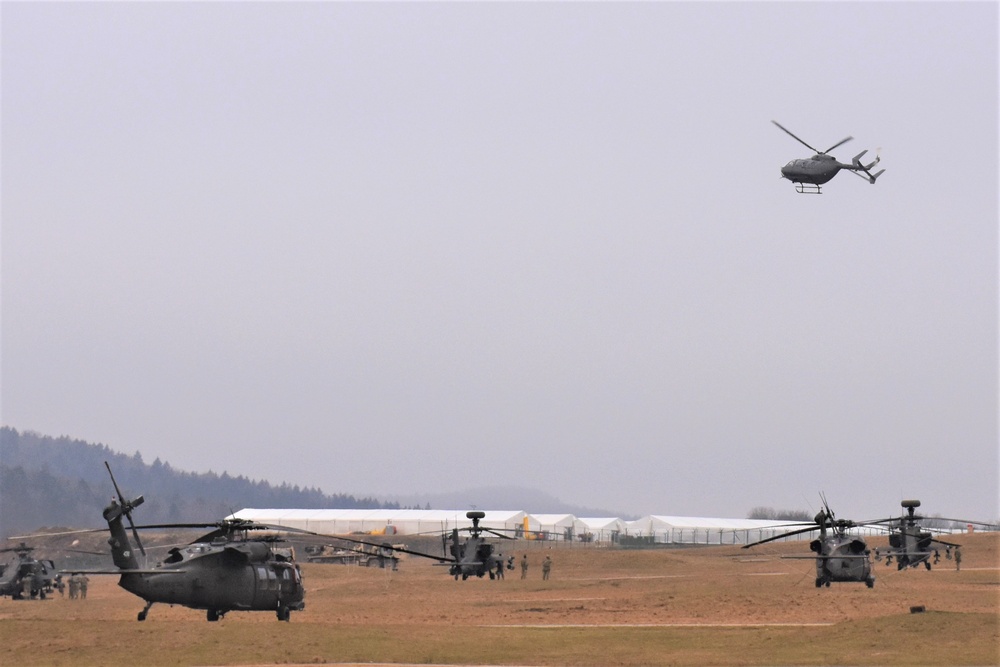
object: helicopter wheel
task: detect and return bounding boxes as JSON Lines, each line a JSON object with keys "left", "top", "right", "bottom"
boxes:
{"left": 138, "top": 611, "right": 147, "bottom": 621}
{"left": 865, "top": 577, "right": 875, "bottom": 588}
{"left": 924, "top": 561, "right": 932, "bottom": 571}
{"left": 815, "top": 577, "right": 825, "bottom": 588}
{"left": 207, "top": 609, "right": 221, "bottom": 622}
{"left": 277, "top": 606, "right": 291, "bottom": 622}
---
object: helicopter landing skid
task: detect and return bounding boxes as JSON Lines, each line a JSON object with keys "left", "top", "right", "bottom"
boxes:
{"left": 794, "top": 182, "right": 822, "bottom": 194}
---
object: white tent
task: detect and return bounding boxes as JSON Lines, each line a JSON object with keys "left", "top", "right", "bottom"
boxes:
{"left": 527, "top": 513, "right": 584, "bottom": 541}
{"left": 577, "top": 517, "right": 625, "bottom": 543}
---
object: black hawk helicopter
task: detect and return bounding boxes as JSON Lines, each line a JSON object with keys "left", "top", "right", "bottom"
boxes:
{"left": 64, "top": 462, "right": 305, "bottom": 622}
{"left": 329, "top": 511, "right": 515, "bottom": 580}
{"left": 0, "top": 542, "right": 57, "bottom": 600}
{"left": 874, "top": 499, "right": 995, "bottom": 571}
{"left": 743, "top": 499, "right": 876, "bottom": 588}
{"left": 773, "top": 120, "right": 885, "bottom": 193}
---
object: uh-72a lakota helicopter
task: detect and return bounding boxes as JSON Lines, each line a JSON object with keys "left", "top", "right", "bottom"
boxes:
{"left": 773, "top": 120, "right": 885, "bottom": 194}
{"left": 63, "top": 462, "right": 306, "bottom": 622}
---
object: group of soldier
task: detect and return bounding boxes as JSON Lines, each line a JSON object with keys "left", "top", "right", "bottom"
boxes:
{"left": 514, "top": 553, "right": 552, "bottom": 580}
{"left": 65, "top": 573, "right": 89, "bottom": 599}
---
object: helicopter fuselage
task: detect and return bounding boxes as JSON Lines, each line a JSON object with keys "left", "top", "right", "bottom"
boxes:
{"left": 811, "top": 534, "right": 874, "bottom": 587}
{"left": 119, "top": 542, "right": 304, "bottom": 614}
{"left": 780, "top": 154, "right": 851, "bottom": 185}
{"left": 448, "top": 535, "right": 496, "bottom": 579}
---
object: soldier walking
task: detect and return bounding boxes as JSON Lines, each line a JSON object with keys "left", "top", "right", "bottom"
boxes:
{"left": 542, "top": 554, "right": 552, "bottom": 580}
{"left": 520, "top": 554, "right": 528, "bottom": 580}
{"left": 954, "top": 546, "right": 962, "bottom": 571}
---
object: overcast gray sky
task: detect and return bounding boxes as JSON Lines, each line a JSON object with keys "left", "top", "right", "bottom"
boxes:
{"left": 3, "top": 2, "right": 997, "bottom": 522}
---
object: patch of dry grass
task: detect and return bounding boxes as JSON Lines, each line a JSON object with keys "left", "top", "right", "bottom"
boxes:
{"left": 1, "top": 533, "right": 996, "bottom": 665}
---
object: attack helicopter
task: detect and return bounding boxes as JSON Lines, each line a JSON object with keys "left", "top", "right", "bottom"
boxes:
{"left": 64, "top": 462, "right": 305, "bottom": 622}
{"left": 773, "top": 120, "right": 885, "bottom": 193}
{"left": 329, "top": 511, "right": 515, "bottom": 580}
{"left": 875, "top": 499, "right": 995, "bottom": 571}
{"left": 0, "top": 542, "right": 57, "bottom": 599}
{"left": 437, "top": 511, "right": 515, "bottom": 580}
{"left": 743, "top": 499, "right": 876, "bottom": 588}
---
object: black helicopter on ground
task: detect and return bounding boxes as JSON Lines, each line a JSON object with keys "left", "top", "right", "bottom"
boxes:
{"left": 63, "top": 462, "right": 305, "bottom": 622}
{"left": 0, "top": 542, "right": 57, "bottom": 600}
{"left": 773, "top": 120, "right": 885, "bottom": 193}
{"left": 876, "top": 499, "right": 995, "bottom": 571}
{"left": 743, "top": 500, "right": 876, "bottom": 588}
{"left": 330, "top": 511, "right": 515, "bottom": 580}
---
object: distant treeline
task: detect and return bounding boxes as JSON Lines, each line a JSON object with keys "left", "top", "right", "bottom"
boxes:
{"left": 0, "top": 427, "right": 398, "bottom": 537}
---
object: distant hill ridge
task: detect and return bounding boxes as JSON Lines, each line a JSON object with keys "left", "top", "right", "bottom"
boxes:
{"left": 0, "top": 427, "right": 397, "bottom": 537}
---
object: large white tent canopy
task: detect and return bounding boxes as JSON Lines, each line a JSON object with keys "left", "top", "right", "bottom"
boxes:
{"left": 229, "top": 509, "right": 829, "bottom": 544}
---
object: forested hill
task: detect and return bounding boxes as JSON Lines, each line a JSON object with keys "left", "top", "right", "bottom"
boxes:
{"left": 0, "top": 427, "right": 398, "bottom": 537}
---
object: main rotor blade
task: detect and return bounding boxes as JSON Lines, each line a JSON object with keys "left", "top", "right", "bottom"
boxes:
{"left": 822, "top": 135, "right": 853, "bottom": 154}
{"left": 928, "top": 537, "right": 962, "bottom": 548}
{"left": 483, "top": 528, "right": 516, "bottom": 540}
{"left": 329, "top": 534, "right": 455, "bottom": 563}
{"left": 918, "top": 517, "right": 998, "bottom": 528}
{"left": 104, "top": 461, "right": 127, "bottom": 506}
{"left": 742, "top": 524, "right": 820, "bottom": 549}
{"left": 7, "top": 528, "right": 109, "bottom": 540}
{"left": 772, "top": 120, "right": 820, "bottom": 153}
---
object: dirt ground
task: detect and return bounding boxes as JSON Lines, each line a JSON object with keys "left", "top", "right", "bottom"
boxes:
{"left": 1, "top": 532, "right": 997, "bottom": 666}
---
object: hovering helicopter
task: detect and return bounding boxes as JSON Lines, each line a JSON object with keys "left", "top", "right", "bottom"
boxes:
{"left": 875, "top": 499, "right": 995, "bottom": 571}
{"left": 331, "top": 511, "right": 515, "bottom": 580}
{"left": 773, "top": 120, "right": 885, "bottom": 193}
{"left": 0, "top": 542, "right": 57, "bottom": 600}
{"left": 64, "top": 462, "right": 305, "bottom": 622}
{"left": 743, "top": 499, "right": 876, "bottom": 588}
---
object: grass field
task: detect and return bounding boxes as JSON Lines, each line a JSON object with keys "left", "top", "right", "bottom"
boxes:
{"left": 1, "top": 532, "right": 997, "bottom": 666}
